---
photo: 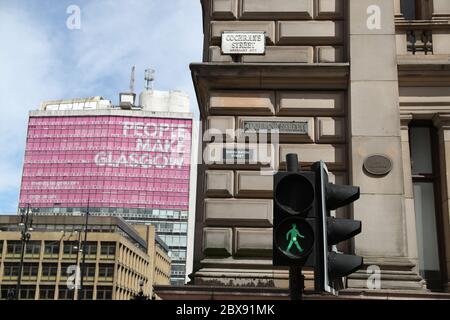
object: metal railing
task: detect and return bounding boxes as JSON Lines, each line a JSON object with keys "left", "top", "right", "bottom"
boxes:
{"left": 396, "top": 19, "right": 450, "bottom": 56}
{"left": 407, "top": 29, "right": 433, "bottom": 55}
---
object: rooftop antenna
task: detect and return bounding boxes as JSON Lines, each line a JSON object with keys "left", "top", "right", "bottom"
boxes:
{"left": 119, "top": 65, "right": 136, "bottom": 109}
{"left": 144, "top": 68, "right": 155, "bottom": 91}
{"left": 129, "top": 65, "right": 136, "bottom": 93}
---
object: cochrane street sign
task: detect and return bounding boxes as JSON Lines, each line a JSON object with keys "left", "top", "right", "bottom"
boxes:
{"left": 221, "top": 31, "right": 266, "bottom": 55}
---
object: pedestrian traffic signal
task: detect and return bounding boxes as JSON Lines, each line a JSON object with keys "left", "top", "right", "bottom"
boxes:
{"left": 273, "top": 154, "right": 316, "bottom": 266}
{"left": 272, "top": 155, "right": 363, "bottom": 295}
{"left": 312, "top": 161, "right": 363, "bottom": 293}
{"left": 274, "top": 219, "right": 315, "bottom": 261}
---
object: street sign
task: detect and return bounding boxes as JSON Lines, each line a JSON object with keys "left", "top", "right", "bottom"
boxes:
{"left": 243, "top": 120, "right": 309, "bottom": 135}
{"left": 221, "top": 31, "right": 266, "bottom": 55}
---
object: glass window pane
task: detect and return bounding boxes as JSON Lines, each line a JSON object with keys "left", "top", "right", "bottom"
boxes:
{"left": 413, "top": 182, "right": 440, "bottom": 275}
{"left": 410, "top": 127, "right": 433, "bottom": 175}
{"left": 401, "top": 0, "right": 416, "bottom": 20}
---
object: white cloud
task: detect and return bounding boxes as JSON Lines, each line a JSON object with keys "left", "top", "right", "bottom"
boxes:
{"left": 68, "top": 0, "right": 203, "bottom": 111}
{"left": 0, "top": 6, "right": 65, "bottom": 211}
{"left": 0, "top": 1, "right": 204, "bottom": 212}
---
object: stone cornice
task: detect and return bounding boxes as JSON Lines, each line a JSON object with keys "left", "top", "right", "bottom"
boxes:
{"left": 400, "top": 114, "right": 413, "bottom": 128}
{"left": 432, "top": 113, "right": 450, "bottom": 129}
{"left": 399, "top": 111, "right": 450, "bottom": 129}
{"left": 395, "top": 19, "right": 450, "bottom": 31}
{"left": 190, "top": 62, "right": 350, "bottom": 118}
{"left": 398, "top": 62, "right": 450, "bottom": 86}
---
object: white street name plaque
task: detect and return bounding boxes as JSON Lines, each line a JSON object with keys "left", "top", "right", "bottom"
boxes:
{"left": 223, "top": 148, "right": 253, "bottom": 161}
{"left": 221, "top": 31, "right": 266, "bottom": 55}
{"left": 243, "top": 120, "right": 309, "bottom": 135}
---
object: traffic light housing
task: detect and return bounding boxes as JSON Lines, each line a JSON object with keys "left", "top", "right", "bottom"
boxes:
{"left": 312, "top": 161, "right": 363, "bottom": 293}
{"left": 272, "top": 154, "right": 316, "bottom": 267}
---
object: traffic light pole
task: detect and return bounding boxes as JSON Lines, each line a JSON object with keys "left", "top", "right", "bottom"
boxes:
{"left": 274, "top": 154, "right": 362, "bottom": 298}
{"left": 15, "top": 204, "right": 33, "bottom": 300}
{"left": 289, "top": 266, "right": 304, "bottom": 300}
{"left": 285, "top": 154, "right": 304, "bottom": 301}
{"left": 79, "top": 200, "right": 90, "bottom": 300}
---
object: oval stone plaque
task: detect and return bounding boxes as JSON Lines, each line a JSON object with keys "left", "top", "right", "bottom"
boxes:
{"left": 363, "top": 154, "right": 393, "bottom": 176}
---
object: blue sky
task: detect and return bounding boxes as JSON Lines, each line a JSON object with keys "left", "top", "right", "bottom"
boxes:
{"left": 0, "top": 0, "right": 203, "bottom": 213}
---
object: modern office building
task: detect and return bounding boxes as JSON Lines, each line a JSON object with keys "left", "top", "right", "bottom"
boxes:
{"left": 156, "top": 0, "right": 450, "bottom": 299}
{"left": 0, "top": 215, "right": 170, "bottom": 300}
{"left": 18, "top": 87, "right": 198, "bottom": 285}
{"left": 133, "top": 224, "right": 172, "bottom": 290}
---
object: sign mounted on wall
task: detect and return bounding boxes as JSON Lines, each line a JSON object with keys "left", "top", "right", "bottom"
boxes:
{"left": 242, "top": 120, "right": 309, "bottom": 135}
{"left": 221, "top": 31, "right": 266, "bottom": 55}
{"left": 363, "top": 154, "right": 393, "bottom": 176}
{"left": 223, "top": 148, "right": 253, "bottom": 161}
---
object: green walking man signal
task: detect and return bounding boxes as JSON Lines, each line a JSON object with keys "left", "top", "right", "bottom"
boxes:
{"left": 286, "top": 224, "right": 305, "bottom": 253}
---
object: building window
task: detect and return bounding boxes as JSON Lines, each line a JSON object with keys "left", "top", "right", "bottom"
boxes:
{"left": 63, "top": 241, "right": 79, "bottom": 257}
{"left": 41, "top": 263, "right": 58, "bottom": 279}
{"left": 171, "top": 264, "right": 185, "bottom": 278}
{"left": 97, "top": 286, "right": 113, "bottom": 300}
{"left": 401, "top": 0, "right": 416, "bottom": 19}
{"left": 171, "top": 249, "right": 186, "bottom": 261}
{"left": 100, "top": 242, "right": 116, "bottom": 257}
{"left": 98, "top": 264, "right": 114, "bottom": 280}
{"left": 0, "top": 240, "right": 3, "bottom": 257}
{"left": 60, "top": 263, "right": 76, "bottom": 279}
{"left": 19, "top": 285, "right": 36, "bottom": 300}
{"left": 401, "top": 0, "right": 433, "bottom": 20}
{"left": 58, "top": 287, "right": 74, "bottom": 300}
{"left": 0, "top": 286, "right": 16, "bottom": 300}
{"left": 410, "top": 123, "right": 445, "bottom": 291}
{"left": 84, "top": 263, "right": 96, "bottom": 279}
{"left": 22, "top": 263, "right": 39, "bottom": 279}
{"left": 79, "top": 242, "right": 98, "bottom": 260}
{"left": 80, "top": 286, "right": 94, "bottom": 300}
{"left": 3, "top": 263, "right": 19, "bottom": 278}
{"left": 39, "top": 286, "right": 55, "bottom": 300}
{"left": 44, "top": 241, "right": 60, "bottom": 256}
{"left": 25, "top": 241, "right": 41, "bottom": 257}
{"left": 86, "top": 242, "right": 98, "bottom": 255}
{"left": 7, "top": 241, "right": 22, "bottom": 256}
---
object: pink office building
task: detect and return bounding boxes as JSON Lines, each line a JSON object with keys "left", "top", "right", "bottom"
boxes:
{"left": 18, "top": 95, "right": 197, "bottom": 285}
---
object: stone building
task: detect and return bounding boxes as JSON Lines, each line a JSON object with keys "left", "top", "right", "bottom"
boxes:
{"left": 0, "top": 215, "right": 170, "bottom": 300}
{"left": 156, "top": 0, "right": 450, "bottom": 299}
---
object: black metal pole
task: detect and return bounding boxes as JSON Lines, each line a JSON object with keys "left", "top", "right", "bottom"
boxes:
{"left": 15, "top": 204, "right": 31, "bottom": 300}
{"left": 289, "top": 266, "right": 304, "bottom": 300}
{"left": 285, "top": 154, "right": 304, "bottom": 300}
{"left": 15, "top": 231, "right": 27, "bottom": 299}
{"left": 79, "top": 200, "right": 89, "bottom": 300}
{"left": 73, "top": 230, "right": 82, "bottom": 300}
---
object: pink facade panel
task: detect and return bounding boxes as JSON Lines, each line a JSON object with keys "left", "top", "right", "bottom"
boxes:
{"left": 19, "top": 116, "right": 192, "bottom": 210}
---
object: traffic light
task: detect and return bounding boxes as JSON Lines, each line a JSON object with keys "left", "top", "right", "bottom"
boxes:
{"left": 312, "top": 160, "right": 363, "bottom": 293}
{"left": 272, "top": 154, "right": 316, "bottom": 267}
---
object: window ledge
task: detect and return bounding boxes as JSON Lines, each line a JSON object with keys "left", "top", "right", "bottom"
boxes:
{"left": 396, "top": 19, "right": 450, "bottom": 30}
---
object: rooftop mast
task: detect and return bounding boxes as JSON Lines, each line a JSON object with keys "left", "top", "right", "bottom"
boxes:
{"left": 129, "top": 65, "right": 136, "bottom": 93}
{"left": 144, "top": 68, "right": 155, "bottom": 91}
